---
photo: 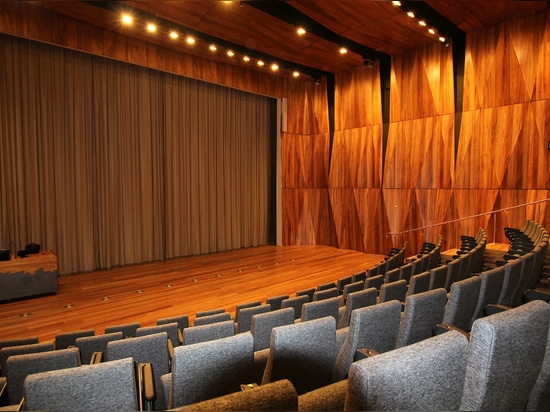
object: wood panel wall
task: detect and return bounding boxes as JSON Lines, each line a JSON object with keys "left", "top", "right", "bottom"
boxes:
{"left": 1, "top": 2, "right": 550, "bottom": 260}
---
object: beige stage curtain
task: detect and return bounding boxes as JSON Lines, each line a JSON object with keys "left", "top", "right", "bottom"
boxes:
{"left": 0, "top": 34, "right": 275, "bottom": 275}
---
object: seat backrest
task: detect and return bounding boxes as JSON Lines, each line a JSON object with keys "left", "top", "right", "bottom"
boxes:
{"left": 384, "top": 267, "right": 400, "bottom": 284}
{"left": 345, "top": 331, "right": 469, "bottom": 411}
{"left": 396, "top": 288, "right": 447, "bottom": 348}
{"left": 340, "top": 281, "right": 365, "bottom": 305}
{"left": 336, "top": 276, "right": 353, "bottom": 294}
{"left": 157, "top": 314, "right": 189, "bottom": 332}
{"left": 469, "top": 266, "right": 505, "bottom": 329}
{"left": 250, "top": 308, "right": 295, "bottom": 352}
{"left": 24, "top": 357, "right": 138, "bottom": 411}
{"left": 301, "top": 297, "right": 339, "bottom": 322}
{"left": 235, "top": 301, "right": 262, "bottom": 324}
{"left": 6, "top": 347, "right": 80, "bottom": 404}
{"left": 295, "top": 288, "right": 315, "bottom": 302}
{"left": 337, "top": 287, "right": 378, "bottom": 329}
{"left": 236, "top": 304, "right": 271, "bottom": 334}
{"left": 510, "top": 251, "right": 535, "bottom": 307}
{"left": 0, "top": 336, "right": 38, "bottom": 353}
{"left": 195, "top": 308, "right": 225, "bottom": 317}
{"left": 266, "top": 294, "right": 289, "bottom": 311}
{"left": 317, "top": 282, "right": 337, "bottom": 291}
{"left": 442, "top": 275, "right": 482, "bottom": 331}
{"left": 281, "top": 295, "right": 310, "bottom": 320}
{"left": 75, "top": 332, "right": 123, "bottom": 364}
{"left": 527, "top": 312, "right": 550, "bottom": 411}
{"left": 104, "top": 322, "right": 140, "bottom": 338}
{"left": 183, "top": 320, "right": 235, "bottom": 345}
{"left": 106, "top": 332, "right": 170, "bottom": 411}
{"left": 261, "top": 316, "right": 336, "bottom": 395}
{"left": 312, "top": 287, "right": 338, "bottom": 302}
{"left": 444, "top": 257, "right": 462, "bottom": 291}
{"left": 497, "top": 258, "right": 522, "bottom": 307}
{"left": 137, "top": 322, "right": 180, "bottom": 348}
{"left": 333, "top": 300, "right": 402, "bottom": 382}
{"left": 378, "top": 279, "right": 407, "bottom": 304}
{"left": 364, "top": 274, "right": 384, "bottom": 291}
{"left": 406, "top": 270, "right": 431, "bottom": 296}
{"left": 193, "top": 312, "right": 232, "bottom": 326}
{"left": 460, "top": 300, "right": 550, "bottom": 411}
{"left": 429, "top": 264, "right": 448, "bottom": 290}
{"left": 352, "top": 271, "right": 367, "bottom": 283}
{"left": 0, "top": 342, "right": 54, "bottom": 378}
{"left": 168, "top": 332, "right": 256, "bottom": 408}
{"left": 399, "top": 262, "right": 413, "bottom": 284}
{"left": 54, "top": 329, "right": 95, "bottom": 350}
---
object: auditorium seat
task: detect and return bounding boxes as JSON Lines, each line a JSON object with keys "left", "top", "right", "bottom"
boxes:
{"left": 527, "top": 314, "right": 550, "bottom": 411}
{"left": 104, "top": 321, "right": 140, "bottom": 338}
{"left": 345, "top": 331, "right": 469, "bottom": 411}
{"left": 195, "top": 308, "right": 226, "bottom": 318}
{"left": 332, "top": 300, "right": 402, "bottom": 382}
{"left": 281, "top": 295, "right": 309, "bottom": 320}
{"left": 6, "top": 347, "right": 80, "bottom": 405}
{"left": 266, "top": 294, "right": 289, "bottom": 311}
{"left": 75, "top": 332, "right": 123, "bottom": 365}
{"left": 234, "top": 301, "right": 262, "bottom": 324}
{"left": 339, "top": 281, "right": 364, "bottom": 307}
{"left": 441, "top": 275, "right": 482, "bottom": 332}
{"left": 235, "top": 304, "right": 271, "bottom": 334}
{"left": 262, "top": 316, "right": 336, "bottom": 395}
{"left": 364, "top": 274, "right": 383, "bottom": 291}
{"left": 54, "top": 329, "right": 94, "bottom": 350}
{"left": 0, "top": 342, "right": 54, "bottom": 379}
{"left": 182, "top": 320, "right": 235, "bottom": 346}
{"left": 162, "top": 332, "right": 256, "bottom": 409}
{"left": 378, "top": 279, "right": 407, "bottom": 304}
{"left": 312, "top": 287, "right": 338, "bottom": 302}
{"left": 300, "top": 297, "right": 339, "bottom": 323}
{"left": 137, "top": 322, "right": 181, "bottom": 348}
{"left": 106, "top": 331, "right": 171, "bottom": 411}
{"left": 396, "top": 288, "right": 447, "bottom": 348}
{"left": 460, "top": 300, "right": 550, "bottom": 410}
{"left": 337, "top": 288, "right": 378, "bottom": 329}
{"left": 469, "top": 266, "right": 506, "bottom": 329}
{"left": 405, "top": 271, "right": 431, "bottom": 296}
{"left": 428, "top": 264, "right": 448, "bottom": 290}
{"left": 295, "top": 288, "right": 315, "bottom": 302}
{"left": 193, "top": 312, "right": 232, "bottom": 326}
{"left": 24, "top": 357, "right": 138, "bottom": 411}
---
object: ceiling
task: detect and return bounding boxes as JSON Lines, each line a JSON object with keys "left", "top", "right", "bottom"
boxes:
{"left": 28, "top": 0, "right": 550, "bottom": 79}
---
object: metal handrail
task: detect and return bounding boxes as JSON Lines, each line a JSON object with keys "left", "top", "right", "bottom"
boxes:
{"left": 386, "top": 197, "right": 550, "bottom": 237}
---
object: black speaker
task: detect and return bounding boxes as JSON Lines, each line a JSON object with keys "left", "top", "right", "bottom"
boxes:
{"left": 0, "top": 249, "right": 10, "bottom": 261}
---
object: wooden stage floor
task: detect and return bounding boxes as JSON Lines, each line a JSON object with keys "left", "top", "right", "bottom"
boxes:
{"left": 0, "top": 245, "right": 386, "bottom": 343}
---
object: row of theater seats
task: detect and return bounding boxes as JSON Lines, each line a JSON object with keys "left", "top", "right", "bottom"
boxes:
{"left": 0, "top": 223, "right": 548, "bottom": 410}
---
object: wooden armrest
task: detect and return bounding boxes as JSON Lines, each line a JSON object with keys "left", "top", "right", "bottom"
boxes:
{"left": 354, "top": 347, "right": 380, "bottom": 361}
{"left": 90, "top": 351, "right": 103, "bottom": 364}
{"left": 524, "top": 289, "right": 550, "bottom": 303}
{"left": 138, "top": 363, "right": 155, "bottom": 411}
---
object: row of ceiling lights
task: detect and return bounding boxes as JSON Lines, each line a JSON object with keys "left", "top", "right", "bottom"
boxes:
{"left": 391, "top": 1, "right": 449, "bottom": 44}
{"left": 119, "top": 12, "right": 351, "bottom": 80}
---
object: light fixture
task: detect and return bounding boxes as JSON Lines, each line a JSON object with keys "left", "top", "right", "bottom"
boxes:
{"left": 392, "top": 1, "right": 402, "bottom": 6}
{"left": 227, "top": 50, "right": 235, "bottom": 57}
{"left": 257, "top": 60, "right": 265, "bottom": 67}
{"left": 271, "top": 63, "right": 279, "bottom": 71}
{"left": 428, "top": 28, "right": 436, "bottom": 35}
{"left": 418, "top": 20, "right": 427, "bottom": 27}
{"left": 243, "top": 56, "right": 250, "bottom": 62}
{"left": 209, "top": 44, "right": 217, "bottom": 52}
{"left": 407, "top": 11, "right": 415, "bottom": 18}
{"left": 292, "top": 71, "right": 300, "bottom": 78}
{"left": 169, "top": 31, "right": 179, "bottom": 39}
{"left": 186, "top": 36, "right": 195, "bottom": 45}
{"left": 121, "top": 14, "right": 133, "bottom": 25}
{"left": 146, "top": 23, "right": 157, "bottom": 33}
{"left": 297, "top": 27, "right": 306, "bottom": 35}
{"left": 339, "top": 47, "right": 348, "bottom": 54}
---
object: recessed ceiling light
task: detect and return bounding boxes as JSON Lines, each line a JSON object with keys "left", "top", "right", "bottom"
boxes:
{"left": 271, "top": 63, "right": 279, "bottom": 71}
{"left": 186, "top": 36, "right": 195, "bottom": 45}
{"left": 292, "top": 71, "right": 300, "bottom": 78}
{"left": 339, "top": 47, "right": 348, "bottom": 54}
{"left": 439, "top": 36, "right": 446, "bottom": 43}
{"left": 418, "top": 20, "right": 427, "bottom": 27}
{"left": 227, "top": 50, "right": 235, "bottom": 57}
{"left": 297, "top": 27, "right": 306, "bottom": 35}
{"left": 209, "top": 44, "right": 217, "bottom": 51}
{"left": 392, "top": 1, "right": 402, "bottom": 6}
{"left": 243, "top": 56, "right": 250, "bottom": 62}
{"left": 146, "top": 23, "right": 157, "bottom": 33}
{"left": 169, "top": 31, "right": 179, "bottom": 39}
{"left": 407, "top": 11, "right": 415, "bottom": 18}
{"left": 428, "top": 28, "right": 436, "bottom": 35}
{"left": 121, "top": 14, "right": 133, "bottom": 25}
{"left": 257, "top": 60, "right": 265, "bottom": 67}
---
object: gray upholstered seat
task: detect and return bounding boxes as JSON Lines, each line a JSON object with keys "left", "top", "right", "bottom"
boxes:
{"left": 406, "top": 270, "right": 431, "bottom": 296}
{"left": 317, "top": 281, "right": 336, "bottom": 291}
{"left": 333, "top": 300, "right": 402, "bottom": 382}
{"left": 398, "top": 262, "right": 413, "bottom": 284}
{"left": 336, "top": 276, "right": 353, "bottom": 294}
{"left": 24, "top": 357, "right": 138, "bottom": 411}
{"left": 54, "top": 329, "right": 94, "bottom": 350}
{"left": 75, "top": 332, "right": 123, "bottom": 364}
{"left": 345, "top": 331, "right": 469, "bottom": 411}
{"left": 250, "top": 308, "right": 295, "bottom": 353}
{"left": 235, "top": 301, "right": 262, "bottom": 323}
{"left": 137, "top": 322, "right": 180, "bottom": 348}
{"left": 157, "top": 314, "right": 189, "bottom": 332}
{"left": 469, "top": 265, "right": 505, "bottom": 329}
{"left": 236, "top": 304, "right": 271, "bottom": 333}
{"left": 428, "top": 264, "right": 448, "bottom": 290}
{"left": 527, "top": 310, "right": 550, "bottom": 411}
{"left": 182, "top": 319, "right": 235, "bottom": 345}
{"left": 378, "top": 279, "right": 407, "bottom": 303}
{"left": 104, "top": 322, "right": 140, "bottom": 338}
{"left": 300, "top": 297, "right": 339, "bottom": 322}
{"left": 441, "top": 275, "right": 482, "bottom": 331}
{"left": 383, "top": 267, "right": 400, "bottom": 284}
{"left": 195, "top": 308, "right": 226, "bottom": 317}
{"left": 266, "top": 294, "right": 289, "bottom": 311}
{"left": 460, "top": 300, "right": 550, "bottom": 411}
{"left": 6, "top": 347, "right": 80, "bottom": 404}
{"left": 497, "top": 257, "right": 522, "bottom": 307}
{"left": 163, "top": 332, "right": 256, "bottom": 408}
{"left": 396, "top": 288, "right": 447, "bottom": 348}
{"left": 337, "top": 287, "right": 378, "bottom": 329}
{"left": 296, "top": 288, "right": 315, "bottom": 302}
{"left": 177, "top": 379, "right": 298, "bottom": 411}
{"left": 193, "top": 312, "right": 232, "bottom": 326}
{"left": 312, "top": 287, "right": 338, "bottom": 302}
{"left": 262, "top": 316, "right": 336, "bottom": 395}
{"left": 339, "top": 281, "right": 365, "bottom": 307}
{"left": 106, "top": 331, "right": 171, "bottom": 411}
{"left": 281, "top": 295, "right": 309, "bottom": 320}
{"left": 364, "top": 275, "right": 383, "bottom": 290}
{"left": 0, "top": 342, "right": 54, "bottom": 379}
